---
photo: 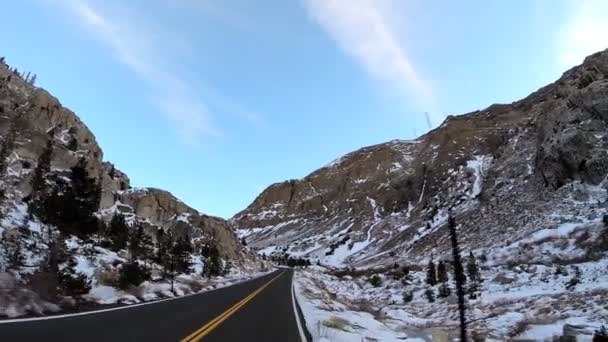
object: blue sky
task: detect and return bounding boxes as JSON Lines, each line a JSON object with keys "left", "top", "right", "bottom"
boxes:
{"left": 1, "top": 0, "right": 607, "bottom": 218}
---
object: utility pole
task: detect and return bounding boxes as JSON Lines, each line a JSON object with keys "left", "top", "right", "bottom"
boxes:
{"left": 424, "top": 112, "right": 432, "bottom": 130}
{"left": 448, "top": 212, "right": 468, "bottom": 342}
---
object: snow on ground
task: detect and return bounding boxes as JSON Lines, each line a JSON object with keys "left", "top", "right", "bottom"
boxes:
{"left": 0, "top": 198, "right": 273, "bottom": 318}
{"left": 465, "top": 155, "right": 492, "bottom": 198}
{"left": 85, "top": 268, "right": 275, "bottom": 306}
{"left": 294, "top": 267, "right": 429, "bottom": 341}
{"left": 294, "top": 217, "right": 608, "bottom": 341}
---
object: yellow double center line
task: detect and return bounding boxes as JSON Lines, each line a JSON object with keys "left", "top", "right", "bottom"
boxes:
{"left": 181, "top": 271, "right": 284, "bottom": 342}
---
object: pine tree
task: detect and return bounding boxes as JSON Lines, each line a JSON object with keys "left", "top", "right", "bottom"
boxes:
{"left": 155, "top": 228, "right": 166, "bottom": 264}
{"left": 128, "top": 224, "right": 144, "bottom": 260}
{"left": 439, "top": 281, "right": 452, "bottom": 298}
{"left": 118, "top": 261, "right": 151, "bottom": 290}
{"left": 437, "top": 261, "right": 449, "bottom": 283}
{"left": 29, "top": 139, "right": 53, "bottom": 216}
{"left": 0, "top": 121, "right": 17, "bottom": 177}
{"left": 449, "top": 213, "right": 468, "bottom": 342}
{"left": 1, "top": 229, "right": 24, "bottom": 270}
{"left": 437, "top": 261, "right": 451, "bottom": 298}
{"left": 59, "top": 254, "right": 91, "bottom": 297}
{"left": 203, "top": 242, "right": 223, "bottom": 278}
{"left": 108, "top": 214, "right": 129, "bottom": 251}
{"left": 426, "top": 259, "right": 437, "bottom": 286}
{"left": 67, "top": 136, "right": 78, "bottom": 152}
{"left": 161, "top": 233, "right": 175, "bottom": 279}
{"left": 38, "top": 157, "right": 101, "bottom": 237}
{"left": 173, "top": 234, "right": 193, "bottom": 274}
{"left": 467, "top": 252, "right": 482, "bottom": 298}
{"left": 425, "top": 287, "right": 436, "bottom": 303}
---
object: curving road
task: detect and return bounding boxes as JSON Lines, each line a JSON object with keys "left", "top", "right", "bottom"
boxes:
{"left": 0, "top": 268, "right": 309, "bottom": 342}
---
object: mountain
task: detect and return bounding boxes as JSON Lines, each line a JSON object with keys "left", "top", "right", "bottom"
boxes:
{"left": 0, "top": 57, "right": 258, "bottom": 317}
{"left": 235, "top": 49, "right": 608, "bottom": 267}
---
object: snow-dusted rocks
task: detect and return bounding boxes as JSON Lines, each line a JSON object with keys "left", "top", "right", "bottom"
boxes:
{"left": 235, "top": 49, "right": 608, "bottom": 272}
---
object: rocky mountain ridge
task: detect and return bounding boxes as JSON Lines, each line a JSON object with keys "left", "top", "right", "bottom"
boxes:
{"left": 0, "top": 57, "right": 250, "bottom": 263}
{"left": 235, "top": 49, "right": 608, "bottom": 267}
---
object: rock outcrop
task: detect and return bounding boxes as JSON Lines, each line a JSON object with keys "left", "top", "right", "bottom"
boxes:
{"left": 234, "top": 49, "right": 608, "bottom": 267}
{"left": 0, "top": 57, "right": 248, "bottom": 263}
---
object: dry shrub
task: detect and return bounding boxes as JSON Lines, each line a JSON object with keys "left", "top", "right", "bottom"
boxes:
{"left": 96, "top": 268, "right": 120, "bottom": 287}
{"left": 322, "top": 316, "right": 351, "bottom": 332}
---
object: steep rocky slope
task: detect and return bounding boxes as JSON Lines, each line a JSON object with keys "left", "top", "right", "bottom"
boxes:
{"left": 0, "top": 58, "right": 248, "bottom": 262}
{"left": 0, "top": 57, "right": 261, "bottom": 317}
{"left": 235, "top": 49, "right": 608, "bottom": 267}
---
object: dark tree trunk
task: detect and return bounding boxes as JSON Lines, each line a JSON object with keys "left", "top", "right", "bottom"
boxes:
{"left": 449, "top": 213, "right": 467, "bottom": 342}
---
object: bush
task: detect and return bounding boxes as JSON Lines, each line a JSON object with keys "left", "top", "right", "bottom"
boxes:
{"left": 61, "top": 272, "right": 91, "bottom": 297}
{"left": 118, "top": 262, "right": 151, "bottom": 289}
{"left": 402, "top": 291, "right": 413, "bottom": 303}
{"left": 425, "top": 288, "right": 435, "bottom": 303}
{"left": 369, "top": 274, "right": 382, "bottom": 287}
{"left": 565, "top": 266, "right": 581, "bottom": 290}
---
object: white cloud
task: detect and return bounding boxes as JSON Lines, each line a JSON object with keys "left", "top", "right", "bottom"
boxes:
{"left": 54, "top": 0, "right": 262, "bottom": 145}
{"left": 303, "top": 0, "right": 435, "bottom": 115}
{"left": 559, "top": 0, "right": 608, "bottom": 69}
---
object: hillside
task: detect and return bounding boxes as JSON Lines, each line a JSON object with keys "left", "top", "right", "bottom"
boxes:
{"left": 235, "top": 49, "right": 608, "bottom": 267}
{"left": 235, "top": 49, "right": 608, "bottom": 340}
{"left": 0, "top": 57, "right": 261, "bottom": 318}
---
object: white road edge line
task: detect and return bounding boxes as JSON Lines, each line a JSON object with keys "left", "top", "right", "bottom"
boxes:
{"left": 291, "top": 273, "right": 307, "bottom": 342}
{"left": 0, "top": 270, "right": 278, "bottom": 324}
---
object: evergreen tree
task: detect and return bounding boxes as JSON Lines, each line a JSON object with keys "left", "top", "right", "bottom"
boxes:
{"left": 223, "top": 260, "right": 233, "bottom": 276}
{"left": 369, "top": 274, "right": 382, "bottom": 287}
{"left": 439, "top": 281, "right": 452, "bottom": 298}
{"left": 426, "top": 259, "right": 437, "bottom": 286}
{"left": 43, "top": 229, "right": 68, "bottom": 274}
{"left": 118, "top": 261, "right": 151, "bottom": 290}
{"left": 67, "top": 136, "right": 78, "bottom": 152}
{"left": 437, "top": 261, "right": 451, "bottom": 298}
{"left": 155, "top": 228, "right": 166, "bottom": 264}
{"left": 161, "top": 233, "right": 175, "bottom": 279}
{"left": 29, "top": 139, "right": 53, "bottom": 205}
{"left": 402, "top": 291, "right": 413, "bottom": 303}
{"left": 37, "top": 157, "right": 101, "bottom": 237}
{"left": 128, "top": 224, "right": 144, "bottom": 260}
{"left": 59, "top": 254, "right": 91, "bottom": 297}
{"left": 173, "top": 234, "right": 193, "bottom": 274}
{"left": 437, "top": 261, "right": 449, "bottom": 283}
{"left": 467, "top": 252, "right": 482, "bottom": 298}
{"left": 425, "top": 288, "right": 436, "bottom": 303}
{"left": 107, "top": 214, "right": 129, "bottom": 251}
{"left": 0, "top": 121, "right": 17, "bottom": 177}
{"left": 203, "top": 242, "right": 223, "bottom": 277}
{"left": 1, "top": 229, "right": 24, "bottom": 270}
{"left": 467, "top": 252, "right": 481, "bottom": 283}
{"left": 449, "top": 213, "right": 468, "bottom": 342}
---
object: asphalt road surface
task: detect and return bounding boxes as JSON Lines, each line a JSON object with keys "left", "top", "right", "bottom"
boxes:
{"left": 0, "top": 268, "right": 308, "bottom": 342}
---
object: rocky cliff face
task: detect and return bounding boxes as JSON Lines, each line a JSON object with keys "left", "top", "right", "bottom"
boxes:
{"left": 235, "top": 49, "right": 608, "bottom": 267}
{"left": 0, "top": 58, "right": 248, "bottom": 263}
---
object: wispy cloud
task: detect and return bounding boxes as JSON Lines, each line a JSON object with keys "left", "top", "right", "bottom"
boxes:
{"left": 53, "top": 0, "right": 262, "bottom": 145}
{"left": 303, "top": 0, "right": 435, "bottom": 115}
{"left": 558, "top": 0, "right": 608, "bottom": 69}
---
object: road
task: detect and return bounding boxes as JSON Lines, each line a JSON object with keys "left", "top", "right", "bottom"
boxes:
{"left": 0, "top": 268, "right": 308, "bottom": 342}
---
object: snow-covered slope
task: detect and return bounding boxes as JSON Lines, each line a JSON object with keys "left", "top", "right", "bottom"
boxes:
{"left": 235, "top": 49, "right": 608, "bottom": 270}
{"left": 0, "top": 57, "right": 260, "bottom": 318}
